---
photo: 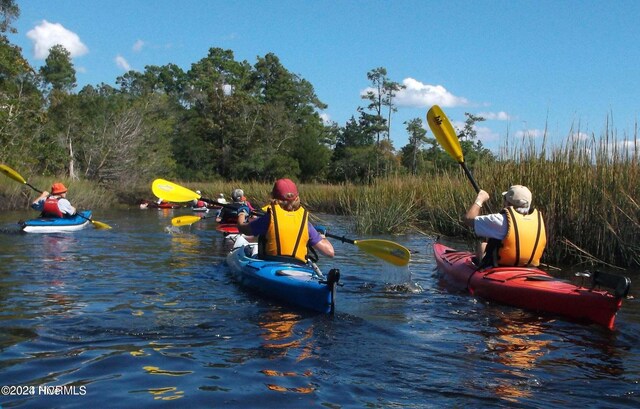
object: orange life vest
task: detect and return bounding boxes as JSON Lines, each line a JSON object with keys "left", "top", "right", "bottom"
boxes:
{"left": 260, "top": 203, "right": 309, "bottom": 263}
{"left": 492, "top": 207, "right": 547, "bottom": 267}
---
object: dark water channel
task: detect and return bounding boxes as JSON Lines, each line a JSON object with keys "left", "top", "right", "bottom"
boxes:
{"left": 0, "top": 208, "right": 639, "bottom": 408}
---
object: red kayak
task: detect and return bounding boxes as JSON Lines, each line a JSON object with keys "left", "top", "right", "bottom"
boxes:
{"left": 433, "top": 243, "right": 630, "bottom": 329}
{"left": 217, "top": 224, "right": 239, "bottom": 234}
{"left": 139, "top": 199, "right": 182, "bottom": 209}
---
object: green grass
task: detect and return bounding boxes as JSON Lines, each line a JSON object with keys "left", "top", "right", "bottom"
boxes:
{"left": 1, "top": 127, "right": 638, "bottom": 268}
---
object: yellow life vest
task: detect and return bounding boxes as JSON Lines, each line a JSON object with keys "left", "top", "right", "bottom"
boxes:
{"left": 495, "top": 207, "right": 547, "bottom": 267}
{"left": 262, "top": 203, "right": 309, "bottom": 263}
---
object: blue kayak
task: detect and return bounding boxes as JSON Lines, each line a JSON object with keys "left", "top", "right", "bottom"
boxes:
{"left": 225, "top": 236, "right": 340, "bottom": 313}
{"left": 21, "top": 210, "right": 92, "bottom": 233}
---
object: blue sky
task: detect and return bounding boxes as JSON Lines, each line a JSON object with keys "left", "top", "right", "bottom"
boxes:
{"left": 8, "top": 0, "right": 640, "bottom": 152}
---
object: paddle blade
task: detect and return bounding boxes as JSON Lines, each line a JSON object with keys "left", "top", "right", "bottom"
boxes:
{"left": 171, "top": 215, "right": 203, "bottom": 227}
{"left": 152, "top": 179, "right": 200, "bottom": 202}
{"left": 353, "top": 239, "right": 411, "bottom": 267}
{"left": 0, "top": 164, "right": 27, "bottom": 184}
{"left": 426, "top": 105, "right": 464, "bottom": 163}
{"left": 91, "top": 220, "right": 112, "bottom": 230}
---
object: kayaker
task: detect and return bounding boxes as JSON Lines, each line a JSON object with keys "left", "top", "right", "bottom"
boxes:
{"left": 237, "top": 178, "right": 334, "bottom": 263}
{"left": 31, "top": 182, "right": 76, "bottom": 218}
{"left": 192, "top": 190, "right": 208, "bottom": 209}
{"left": 215, "top": 193, "right": 228, "bottom": 205}
{"left": 217, "top": 188, "right": 252, "bottom": 224}
{"left": 463, "top": 184, "right": 546, "bottom": 267}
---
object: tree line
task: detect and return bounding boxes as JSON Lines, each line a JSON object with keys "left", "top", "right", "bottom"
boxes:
{"left": 1, "top": 1, "right": 493, "bottom": 187}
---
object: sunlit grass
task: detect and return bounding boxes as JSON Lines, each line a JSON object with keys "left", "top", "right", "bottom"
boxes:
{"left": 1, "top": 126, "right": 637, "bottom": 268}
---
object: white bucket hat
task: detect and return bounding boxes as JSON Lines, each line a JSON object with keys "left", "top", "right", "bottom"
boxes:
{"left": 502, "top": 185, "right": 532, "bottom": 208}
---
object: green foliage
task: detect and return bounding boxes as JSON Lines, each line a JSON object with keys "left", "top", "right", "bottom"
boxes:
{"left": 0, "top": 0, "right": 19, "bottom": 34}
{"left": 0, "top": 36, "right": 44, "bottom": 171}
{"left": 328, "top": 145, "right": 377, "bottom": 183}
{"left": 292, "top": 127, "right": 332, "bottom": 182}
{"left": 40, "top": 45, "right": 76, "bottom": 92}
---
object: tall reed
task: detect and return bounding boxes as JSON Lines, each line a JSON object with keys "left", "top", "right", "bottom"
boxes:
{"left": 460, "top": 124, "right": 640, "bottom": 268}
{"left": 1, "top": 125, "right": 637, "bottom": 268}
{"left": 0, "top": 176, "right": 118, "bottom": 211}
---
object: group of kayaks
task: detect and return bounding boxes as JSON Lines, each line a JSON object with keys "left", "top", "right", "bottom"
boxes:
{"left": 17, "top": 207, "right": 632, "bottom": 329}
{"left": 218, "top": 222, "right": 630, "bottom": 328}
{"left": 138, "top": 199, "right": 219, "bottom": 210}
{"left": 17, "top": 206, "right": 631, "bottom": 329}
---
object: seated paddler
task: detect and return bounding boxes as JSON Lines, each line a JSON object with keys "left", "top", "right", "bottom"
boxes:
{"left": 237, "top": 178, "right": 334, "bottom": 263}
{"left": 463, "top": 184, "right": 546, "bottom": 267}
{"left": 31, "top": 182, "right": 76, "bottom": 218}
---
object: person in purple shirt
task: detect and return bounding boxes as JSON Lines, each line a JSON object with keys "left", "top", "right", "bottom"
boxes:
{"left": 237, "top": 178, "right": 334, "bottom": 263}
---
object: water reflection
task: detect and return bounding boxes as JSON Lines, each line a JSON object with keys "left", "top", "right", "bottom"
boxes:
{"left": 482, "top": 313, "right": 551, "bottom": 402}
{"left": 168, "top": 231, "right": 201, "bottom": 270}
{"left": 258, "top": 310, "right": 316, "bottom": 394}
{"left": 37, "top": 234, "right": 82, "bottom": 318}
{"left": 42, "top": 234, "right": 79, "bottom": 268}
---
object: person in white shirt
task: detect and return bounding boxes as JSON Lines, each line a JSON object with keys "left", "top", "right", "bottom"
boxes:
{"left": 31, "top": 182, "right": 76, "bottom": 218}
{"left": 463, "top": 185, "right": 546, "bottom": 267}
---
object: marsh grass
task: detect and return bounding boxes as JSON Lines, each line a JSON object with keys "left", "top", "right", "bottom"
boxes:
{"left": 1, "top": 126, "right": 637, "bottom": 268}
{"left": 467, "top": 127, "right": 640, "bottom": 268}
{"left": 0, "top": 176, "right": 117, "bottom": 211}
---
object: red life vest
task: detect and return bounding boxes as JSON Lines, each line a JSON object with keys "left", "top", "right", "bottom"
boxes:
{"left": 42, "top": 197, "right": 63, "bottom": 218}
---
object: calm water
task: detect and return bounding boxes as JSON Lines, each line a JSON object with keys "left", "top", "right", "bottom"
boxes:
{"left": 0, "top": 208, "right": 639, "bottom": 408}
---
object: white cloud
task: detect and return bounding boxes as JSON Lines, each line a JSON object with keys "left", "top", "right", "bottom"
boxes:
{"left": 616, "top": 140, "right": 640, "bottom": 157}
{"left": 477, "top": 111, "right": 511, "bottom": 121}
{"left": 132, "top": 39, "right": 145, "bottom": 52}
{"left": 26, "top": 20, "right": 88, "bottom": 59}
{"left": 393, "top": 78, "right": 469, "bottom": 108}
{"left": 319, "top": 112, "right": 331, "bottom": 124}
{"left": 115, "top": 55, "right": 131, "bottom": 71}
{"left": 474, "top": 125, "right": 501, "bottom": 142}
{"left": 451, "top": 121, "right": 501, "bottom": 143}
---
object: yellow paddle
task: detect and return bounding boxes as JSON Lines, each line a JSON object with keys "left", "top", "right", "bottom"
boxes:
{"left": 324, "top": 232, "right": 411, "bottom": 267}
{"left": 151, "top": 179, "right": 221, "bottom": 227}
{"left": 0, "top": 164, "right": 112, "bottom": 230}
{"left": 152, "top": 178, "right": 203, "bottom": 203}
{"left": 171, "top": 214, "right": 214, "bottom": 227}
{"left": 426, "top": 105, "right": 481, "bottom": 193}
{"left": 155, "top": 178, "right": 411, "bottom": 266}
{"left": 153, "top": 179, "right": 234, "bottom": 227}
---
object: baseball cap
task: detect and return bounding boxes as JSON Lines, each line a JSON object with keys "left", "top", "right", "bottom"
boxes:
{"left": 272, "top": 178, "right": 298, "bottom": 201}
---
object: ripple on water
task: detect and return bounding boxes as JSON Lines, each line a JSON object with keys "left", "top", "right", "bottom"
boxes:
{"left": 0, "top": 211, "right": 639, "bottom": 407}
